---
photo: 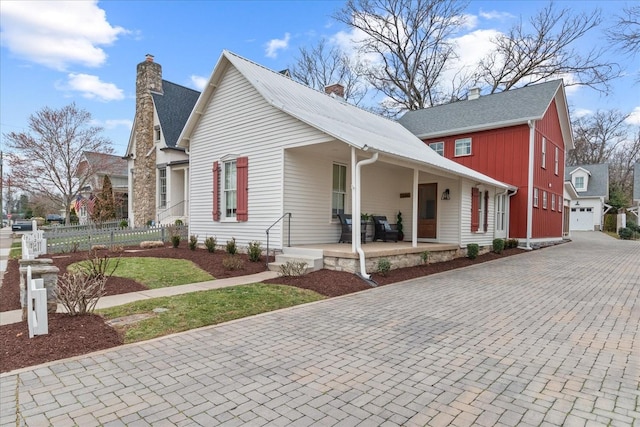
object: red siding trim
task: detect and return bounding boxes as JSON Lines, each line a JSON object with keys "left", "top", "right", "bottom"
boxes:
{"left": 212, "top": 161, "right": 220, "bottom": 221}
{"left": 471, "top": 187, "right": 479, "bottom": 232}
{"left": 236, "top": 156, "right": 249, "bottom": 222}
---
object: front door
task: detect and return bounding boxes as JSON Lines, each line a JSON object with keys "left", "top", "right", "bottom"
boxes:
{"left": 418, "top": 183, "right": 437, "bottom": 239}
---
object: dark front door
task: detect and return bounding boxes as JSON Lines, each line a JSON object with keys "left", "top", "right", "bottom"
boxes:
{"left": 418, "top": 183, "right": 437, "bottom": 239}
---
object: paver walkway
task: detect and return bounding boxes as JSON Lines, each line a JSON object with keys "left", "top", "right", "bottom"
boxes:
{"left": 1, "top": 232, "right": 638, "bottom": 426}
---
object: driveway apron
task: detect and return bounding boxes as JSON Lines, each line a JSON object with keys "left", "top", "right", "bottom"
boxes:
{"left": 1, "top": 232, "right": 638, "bottom": 426}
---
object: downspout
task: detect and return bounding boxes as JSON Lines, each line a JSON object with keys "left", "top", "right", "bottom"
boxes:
{"left": 355, "top": 150, "right": 378, "bottom": 280}
{"left": 526, "top": 120, "right": 535, "bottom": 250}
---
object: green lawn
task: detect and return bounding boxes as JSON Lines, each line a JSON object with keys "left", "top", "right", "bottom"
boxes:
{"left": 98, "top": 284, "right": 325, "bottom": 343}
{"left": 69, "top": 257, "right": 214, "bottom": 288}
{"left": 9, "top": 242, "right": 21, "bottom": 259}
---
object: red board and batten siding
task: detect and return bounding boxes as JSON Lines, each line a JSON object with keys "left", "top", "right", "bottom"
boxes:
{"left": 422, "top": 98, "right": 567, "bottom": 240}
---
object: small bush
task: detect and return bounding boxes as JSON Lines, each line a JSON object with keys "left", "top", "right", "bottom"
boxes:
{"left": 506, "top": 238, "right": 519, "bottom": 249}
{"left": 247, "top": 241, "right": 262, "bottom": 262}
{"left": 604, "top": 214, "right": 617, "bottom": 232}
{"left": 55, "top": 272, "right": 106, "bottom": 316}
{"left": 205, "top": 236, "right": 217, "bottom": 253}
{"left": 279, "top": 261, "right": 308, "bottom": 277}
{"left": 420, "top": 250, "right": 430, "bottom": 264}
{"left": 467, "top": 243, "right": 479, "bottom": 260}
{"left": 618, "top": 227, "right": 633, "bottom": 240}
{"left": 119, "top": 219, "right": 128, "bottom": 229}
{"left": 492, "top": 238, "right": 505, "bottom": 254}
{"left": 76, "top": 251, "right": 120, "bottom": 281}
{"left": 222, "top": 254, "right": 244, "bottom": 270}
{"left": 171, "top": 235, "right": 181, "bottom": 248}
{"left": 146, "top": 219, "right": 154, "bottom": 227}
{"left": 377, "top": 258, "right": 391, "bottom": 276}
{"left": 174, "top": 219, "right": 184, "bottom": 226}
{"left": 189, "top": 234, "right": 198, "bottom": 250}
{"left": 226, "top": 238, "right": 237, "bottom": 255}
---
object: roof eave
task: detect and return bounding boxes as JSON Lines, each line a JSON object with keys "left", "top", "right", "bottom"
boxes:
{"left": 413, "top": 117, "right": 539, "bottom": 140}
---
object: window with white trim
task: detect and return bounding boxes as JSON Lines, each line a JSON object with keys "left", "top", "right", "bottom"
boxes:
{"left": 534, "top": 188, "right": 539, "bottom": 207}
{"left": 551, "top": 193, "right": 556, "bottom": 210}
{"left": 332, "top": 163, "right": 347, "bottom": 217}
{"left": 223, "top": 160, "right": 237, "bottom": 218}
{"left": 429, "top": 142, "right": 444, "bottom": 156}
{"left": 496, "top": 193, "right": 506, "bottom": 231}
{"left": 455, "top": 138, "right": 472, "bottom": 157}
{"left": 542, "top": 191, "right": 548, "bottom": 209}
{"left": 574, "top": 176, "right": 585, "bottom": 190}
{"left": 154, "top": 125, "right": 161, "bottom": 142}
{"left": 554, "top": 146, "right": 559, "bottom": 175}
{"left": 558, "top": 195, "right": 563, "bottom": 212}
{"left": 158, "top": 167, "right": 167, "bottom": 208}
{"left": 541, "top": 138, "right": 546, "bottom": 168}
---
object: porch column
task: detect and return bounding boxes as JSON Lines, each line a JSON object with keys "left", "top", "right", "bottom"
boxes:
{"left": 412, "top": 169, "right": 418, "bottom": 247}
{"left": 351, "top": 147, "right": 357, "bottom": 253}
{"left": 184, "top": 167, "right": 189, "bottom": 217}
{"left": 166, "top": 165, "right": 172, "bottom": 210}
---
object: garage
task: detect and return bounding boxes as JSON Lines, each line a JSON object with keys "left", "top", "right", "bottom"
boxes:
{"left": 570, "top": 207, "right": 594, "bottom": 231}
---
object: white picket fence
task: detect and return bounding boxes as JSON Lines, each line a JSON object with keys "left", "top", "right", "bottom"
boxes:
{"left": 26, "top": 265, "right": 48, "bottom": 338}
{"left": 21, "top": 220, "right": 47, "bottom": 260}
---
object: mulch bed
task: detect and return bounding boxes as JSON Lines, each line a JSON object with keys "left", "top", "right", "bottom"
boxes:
{"left": 0, "top": 244, "right": 527, "bottom": 373}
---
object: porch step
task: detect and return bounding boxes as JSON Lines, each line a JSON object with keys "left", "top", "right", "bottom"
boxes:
{"left": 267, "top": 247, "right": 324, "bottom": 273}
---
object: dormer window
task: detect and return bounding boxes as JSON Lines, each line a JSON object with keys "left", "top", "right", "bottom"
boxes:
{"left": 154, "top": 125, "right": 161, "bottom": 142}
{"left": 574, "top": 176, "right": 585, "bottom": 190}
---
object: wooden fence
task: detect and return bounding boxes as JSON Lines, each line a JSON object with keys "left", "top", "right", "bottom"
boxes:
{"left": 44, "top": 224, "right": 188, "bottom": 254}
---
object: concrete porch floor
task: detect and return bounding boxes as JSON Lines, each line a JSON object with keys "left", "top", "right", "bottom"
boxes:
{"left": 295, "top": 241, "right": 459, "bottom": 259}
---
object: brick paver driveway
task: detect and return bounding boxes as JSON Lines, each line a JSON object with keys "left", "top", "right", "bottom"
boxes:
{"left": 1, "top": 232, "right": 638, "bottom": 426}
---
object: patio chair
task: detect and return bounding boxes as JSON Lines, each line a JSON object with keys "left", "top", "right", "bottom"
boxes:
{"left": 372, "top": 215, "right": 399, "bottom": 242}
{"left": 337, "top": 213, "right": 366, "bottom": 243}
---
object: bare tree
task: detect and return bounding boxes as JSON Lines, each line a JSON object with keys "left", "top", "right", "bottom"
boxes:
{"left": 607, "top": 4, "right": 640, "bottom": 57}
{"left": 333, "top": 0, "right": 469, "bottom": 116}
{"left": 290, "top": 39, "right": 369, "bottom": 105}
{"left": 3, "top": 103, "right": 112, "bottom": 225}
{"left": 477, "top": 2, "right": 620, "bottom": 94}
{"left": 608, "top": 128, "right": 640, "bottom": 205}
{"left": 568, "top": 110, "right": 630, "bottom": 166}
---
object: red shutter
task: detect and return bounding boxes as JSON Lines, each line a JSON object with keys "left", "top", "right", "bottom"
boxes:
{"left": 236, "top": 156, "right": 249, "bottom": 222}
{"left": 471, "top": 187, "right": 479, "bottom": 232}
{"left": 212, "top": 161, "right": 220, "bottom": 221}
{"left": 484, "top": 191, "right": 489, "bottom": 232}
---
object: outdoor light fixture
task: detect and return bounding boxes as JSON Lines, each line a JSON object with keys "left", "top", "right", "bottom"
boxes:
{"left": 441, "top": 188, "right": 450, "bottom": 200}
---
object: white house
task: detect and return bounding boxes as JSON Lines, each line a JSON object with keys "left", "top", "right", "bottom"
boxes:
{"left": 176, "top": 51, "right": 515, "bottom": 276}
{"left": 565, "top": 164, "right": 609, "bottom": 231}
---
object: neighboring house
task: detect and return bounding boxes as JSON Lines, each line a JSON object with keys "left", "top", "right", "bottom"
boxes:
{"left": 176, "top": 50, "right": 514, "bottom": 272}
{"left": 630, "top": 162, "right": 640, "bottom": 219}
{"left": 125, "top": 54, "right": 200, "bottom": 227}
{"left": 75, "top": 151, "right": 128, "bottom": 224}
{"left": 398, "top": 81, "right": 574, "bottom": 248}
{"left": 565, "top": 164, "right": 609, "bottom": 231}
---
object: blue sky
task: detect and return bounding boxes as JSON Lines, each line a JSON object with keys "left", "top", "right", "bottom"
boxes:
{"left": 1, "top": 0, "right": 638, "bottom": 157}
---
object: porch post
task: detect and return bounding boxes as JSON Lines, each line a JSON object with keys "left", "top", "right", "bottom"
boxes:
{"left": 184, "top": 167, "right": 189, "bottom": 217}
{"left": 412, "top": 169, "right": 418, "bottom": 247}
{"left": 351, "top": 147, "right": 357, "bottom": 253}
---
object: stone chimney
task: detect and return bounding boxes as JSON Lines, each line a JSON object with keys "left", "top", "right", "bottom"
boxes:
{"left": 132, "top": 54, "right": 162, "bottom": 227}
{"left": 325, "top": 83, "right": 345, "bottom": 99}
{"left": 468, "top": 87, "right": 481, "bottom": 100}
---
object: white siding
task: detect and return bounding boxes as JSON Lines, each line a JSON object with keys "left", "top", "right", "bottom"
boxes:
{"left": 188, "top": 66, "right": 333, "bottom": 249}
{"left": 434, "top": 177, "right": 460, "bottom": 244}
{"left": 460, "top": 180, "right": 497, "bottom": 247}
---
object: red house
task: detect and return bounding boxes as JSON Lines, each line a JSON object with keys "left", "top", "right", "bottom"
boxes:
{"left": 399, "top": 80, "right": 574, "bottom": 248}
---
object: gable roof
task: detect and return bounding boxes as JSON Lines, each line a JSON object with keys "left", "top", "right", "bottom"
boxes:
{"left": 564, "top": 163, "right": 609, "bottom": 198}
{"left": 81, "top": 151, "right": 127, "bottom": 176}
{"left": 634, "top": 163, "right": 640, "bottom": 202}
{"left": 398, "top": 80, "right": 574, "bottom": 149}
{"left": 153, "top": 80, "right": 201, "bottom": 149}
{"left": 178, "top": 50, "right": 513, "bottom": 190}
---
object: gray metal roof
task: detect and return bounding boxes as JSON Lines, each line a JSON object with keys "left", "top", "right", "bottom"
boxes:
{"left": 82, "top": 151, "right": 127, "bottom": 176}
{"left": 398, "top": 80, "right": 564, "bottom": 138}
{"left": 565, "top": 163, "right": 609, "bottom": 198}
{"left": 634, "top": 162, "right": 640, "bottom": 202}
{"left": 152, "top": 80, "right": 200, "bottom": 148}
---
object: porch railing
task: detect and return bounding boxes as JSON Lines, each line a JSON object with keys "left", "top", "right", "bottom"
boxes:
{"left": 157, "top": 200, "right": 187, "bottom": 224}
{"left": 265, "top": 213, "right": 291, "bottom": 266}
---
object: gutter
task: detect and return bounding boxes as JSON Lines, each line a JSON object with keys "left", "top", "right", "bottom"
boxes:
{"left": 354, "top": 151, "right": 379, "bottom": 280}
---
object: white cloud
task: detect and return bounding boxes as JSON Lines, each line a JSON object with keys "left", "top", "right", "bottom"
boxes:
{"left": 572, "top": 108, "right": 593, "bottom": 119}
{"left": 626, "top": 107, "right": 640, "bottom": 126}
{"left": 57, "top": 73, "right": 124, "bottom": 102}
{"left": 0, "top": 0, "right": 127, "bottom": 71}
{"left": 479, "top": 10, "right": 516, "bottom": 21}
{"left": 104, "top": 119, "right": 133, "bottom": 130}
{"left": 265, "top": 33, "right": 291, "bottom": 58}
{"left": 460, "top": 14, "right": 479, "bottom": 31}
{"left": 190, "top": 75, "right": 208, "bottom": 91}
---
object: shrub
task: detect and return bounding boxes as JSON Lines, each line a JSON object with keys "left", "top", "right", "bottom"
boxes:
{"left": 119, "top": 219, "right": 128, "bottom": 229}
{"left": 420, "top": 250, "right": 430, "bottom": 264}
{"left": 492, "top": 238, "right": 505, "bottom": 254}
{"left": 226, "top": 238, "right": 237, "bottom": 255}
{"left": 376, "top": 258, "right": 391, "bottom": 276}
{"left": 76, "top": 251, "right": 120, "bottom": 282}
{"left": 604, "top": 214, "right": 617, "bottom": 232}
{"left": 247, "top": 241, "right": 262, "bottom": 262}
{"left": 618, "top": 227, "right": 633, "bottom": 240}
{"left": 146, "top": 219, "right": 154, "bottom": 227}
{"left": 189, "top": 234, "right": 198, "bottom": 250}
{"left": 467, "top": 243, "right": 479, "bottom": 259}
{"left": 55, "top": 272, "right": 106, "bottom": 316}
{"left": 506, "top": 238, "right": 519, "bottom": 249}
{"left": 205, "top": 236, "right": 217, "bottom": 253}
{"left": 279, "top": 261, "right": 308, "bottom": 277}
{"left": 171, "top": 235, "right": 181, "bottom": 248}
{"left": 174, "top": 219, "right": 184, "bottom": 226}
{"left": 222, "top": 254, "right": 244, "bottom": 270}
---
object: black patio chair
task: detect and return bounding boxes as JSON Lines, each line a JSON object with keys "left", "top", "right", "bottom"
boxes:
{"left": 337, "top": 213, "right": 366, "bottom": 243}
{"left": 372, "top": 215, "right": 399, "bottom": 242}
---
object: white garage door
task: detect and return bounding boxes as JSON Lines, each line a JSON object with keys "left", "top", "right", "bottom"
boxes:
{"left": 571, "top": 207, "right": 594, "bottom": 231}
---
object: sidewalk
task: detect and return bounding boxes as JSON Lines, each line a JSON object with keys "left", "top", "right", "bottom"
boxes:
{"left": 0, "top": 227, "right": 279, "bottom": 326}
